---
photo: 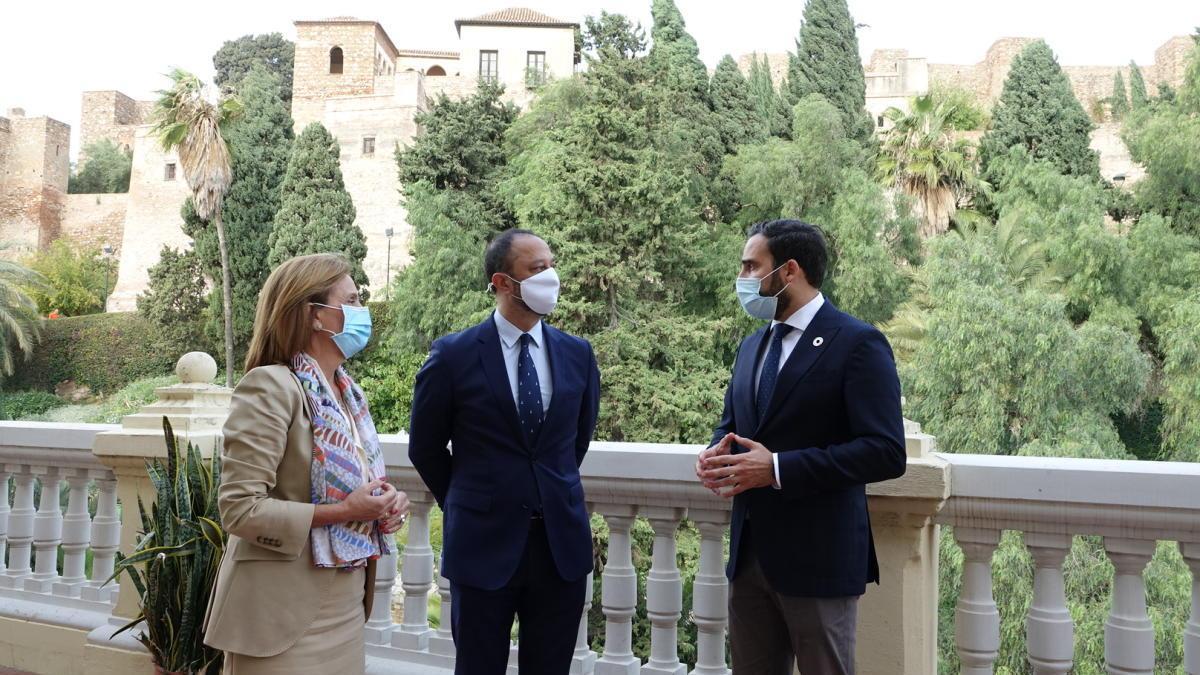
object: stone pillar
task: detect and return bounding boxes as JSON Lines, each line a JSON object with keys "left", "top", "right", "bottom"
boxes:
{"left": 1025, "top": 533, "right": 1074, "bottom": 674}
{"left": 855, "top": 422, "right": 950, "bottom": 675}
{"left": 87, "top": 352, "right": 229, "bottom": 661}
{"left": 1104, "top": 538, "right": 1156, "bottom": 675}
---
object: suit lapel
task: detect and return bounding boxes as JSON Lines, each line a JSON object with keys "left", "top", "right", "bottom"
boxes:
{"left": 735, "top": 327, "right": 770, "bottom": 434}
{"left": 756, "top": 302, "right": 842, "bottom": 434}
{"left": 477, "top": 316, "right": 529, "bottom": 451}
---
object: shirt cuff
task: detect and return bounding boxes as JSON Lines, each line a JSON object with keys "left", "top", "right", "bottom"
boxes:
{"left": 772, "top": 453, "right": 781, "bottom": 489}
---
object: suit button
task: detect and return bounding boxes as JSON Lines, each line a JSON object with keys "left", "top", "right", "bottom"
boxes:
{"left": 521, "top": 504, "right": 530, "bottom": 510}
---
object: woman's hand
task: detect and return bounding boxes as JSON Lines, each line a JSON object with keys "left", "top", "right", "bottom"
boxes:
{"left": 379, "top": 489, "right": 411, "bottom": 535}
{"left": 339, "top": 479, "right": 396, "bottom": 522}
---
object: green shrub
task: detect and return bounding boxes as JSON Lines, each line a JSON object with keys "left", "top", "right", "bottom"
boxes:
{"left": 21, "top": 240, "right": 113, "bottom": 317}
{"left": 33, "top": 375, "right": 177, "bottom": 424}
{"left": 4, "top": 313, "right": 186, "bottom": 395}
{"left": 0, "top": 390, "right": 66, "bottom": 420}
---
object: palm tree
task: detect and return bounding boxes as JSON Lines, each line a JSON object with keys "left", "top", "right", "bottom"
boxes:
{"left": 878, "top": 93, "right": 987, "bottom": 238}
{"left": 0, "top": 255, "right": 45, "bottom": 378}
{"left": 151, "top": 70, "right": 242, "bottom": 386}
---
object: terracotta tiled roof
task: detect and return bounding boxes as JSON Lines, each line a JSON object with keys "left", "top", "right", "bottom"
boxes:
{"left": 455, "top": 7, "right": 577, "bottom": 33}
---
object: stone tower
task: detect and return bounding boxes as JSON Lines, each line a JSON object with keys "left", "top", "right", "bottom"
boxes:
{"left": 0, "top": 108, "right": 70, "bottom": 255}
{"left": 79, "top": 91, "right": 149, "bottom": 164}
{"left": 292, "top": 17, "right": 400, "bottom": 131}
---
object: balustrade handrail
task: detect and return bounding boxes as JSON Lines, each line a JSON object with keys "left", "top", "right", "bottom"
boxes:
{"left": 937, "top": 452, "right": 1200, "bottom": 544}
{"left": 0, "top": 421, "right": 118, "bottom": 473}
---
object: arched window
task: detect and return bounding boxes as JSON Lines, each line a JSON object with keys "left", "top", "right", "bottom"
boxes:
{"left": 330, "top": 47, "right": 344, "bottom": 74}
{"left": 426, "top": 65, "right": 446, "bottom": 76}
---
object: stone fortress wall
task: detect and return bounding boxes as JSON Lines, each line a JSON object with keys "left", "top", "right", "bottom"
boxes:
{"left": 0, "top": 11, "right": 1193, "bottom": 311}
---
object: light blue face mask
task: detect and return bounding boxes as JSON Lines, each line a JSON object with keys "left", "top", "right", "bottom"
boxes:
{"left": 312, "top": 303, "right": 372, "bottom": 359}
{"left": 735, "top": 262, "right": 790, "bottom": 321}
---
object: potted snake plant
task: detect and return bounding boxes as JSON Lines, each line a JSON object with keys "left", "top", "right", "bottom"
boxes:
{"left": 109, "top": 417, "right": 226, "bottom": 675}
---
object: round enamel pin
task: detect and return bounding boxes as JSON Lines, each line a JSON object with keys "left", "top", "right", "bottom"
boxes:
{"left": 812, "top": 337, "right": 824, "bottom": 347}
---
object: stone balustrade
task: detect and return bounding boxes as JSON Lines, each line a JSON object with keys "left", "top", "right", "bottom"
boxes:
{"left": 939, "top": 454, "right": 1200, "bottom": 675}
{"left": 1, "top": 353, "right": 1198, "bottom": 674}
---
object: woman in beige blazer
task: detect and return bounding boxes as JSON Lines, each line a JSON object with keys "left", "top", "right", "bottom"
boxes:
{"left": 204, "top": 253, "right": 409, "bottom": 674}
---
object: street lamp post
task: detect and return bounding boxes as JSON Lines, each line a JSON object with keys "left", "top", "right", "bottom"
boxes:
{"left": 101, "top": 244, "right": 113, "bottom": 312}
{"left": 385, "top": 227, "right": 394, "bottom": 302}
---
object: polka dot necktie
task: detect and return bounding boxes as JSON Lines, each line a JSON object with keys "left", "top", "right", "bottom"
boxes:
{"left": 756, "top": 324, "right": 794, "bottom": 423}
{"left": 517, "top": 333, "right": 544, "bottom": 445}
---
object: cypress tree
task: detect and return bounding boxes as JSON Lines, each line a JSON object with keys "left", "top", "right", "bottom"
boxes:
{"left": 390, "top": 83, "right": 518, "bottom": 350}
{"left": 748, "top": 53, "right": 791, "bottom": 139}
{"left": 786, "top": 0, "right": 872, "bottom": 144}
{"left": 1111, "top": 71, "right": 1129, "bottom": 120}
{"left": 710, "top": 55, "right": 767, "bottom": 152}
{"left": 647, "top": 0, "right": 724, "bottom": 198}
{"left": 979, "top": 41, "right": 1099, "bottom": 181}
{"left": 648, "top": 0, "right": 709, "bottom": 102}
{"left": 1128, "top": 61, "right": 1149, "bottom": 109}
{"left": 268, "top": 122, "right": 368, "bottom": 290}
{"left": 182, "top": 65, "right": 293, "bottom": 361}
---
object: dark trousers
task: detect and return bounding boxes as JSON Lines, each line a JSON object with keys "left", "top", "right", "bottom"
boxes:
{"left": 729, "top": 524, "right": 859, "bottom": 675}
{"left": 450, "top": 518, "right": 587, "bottom": 675}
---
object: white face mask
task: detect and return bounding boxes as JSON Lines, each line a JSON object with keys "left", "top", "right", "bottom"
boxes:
{"left": 502, "top": 268, "right": 560, "bottom": 315}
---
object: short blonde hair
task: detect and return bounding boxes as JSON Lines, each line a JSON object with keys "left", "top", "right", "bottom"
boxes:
{"left": 244, "top": 253, "right": 352, "bottom": 371}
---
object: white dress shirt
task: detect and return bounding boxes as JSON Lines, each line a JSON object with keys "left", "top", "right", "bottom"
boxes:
{"left": 494, "top": 310, "right": 553, "bottom": 414}
{"left": 754, "top": 292, "right": 825, "bottom": 487}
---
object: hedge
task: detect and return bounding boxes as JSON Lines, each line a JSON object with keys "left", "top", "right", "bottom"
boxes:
{"left": 3, "top": 313, "right": 183, "bottom": 395}
{"left": 0, "top": 391, "right": 67, "bottom": 420}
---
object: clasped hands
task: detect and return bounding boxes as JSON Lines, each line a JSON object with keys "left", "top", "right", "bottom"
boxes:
{"left": 341, "top": 479, "right": 411, "bottom": 534}
{"left": 694, "top": 432, "right": 777, "bottom": 498}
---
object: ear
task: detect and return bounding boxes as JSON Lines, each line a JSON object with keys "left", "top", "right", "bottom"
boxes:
{"left": 785, "top": 259, "right": 805, "bottom": 285}
{"left": 490, "top": 272, "right": 512, "bottom": 295}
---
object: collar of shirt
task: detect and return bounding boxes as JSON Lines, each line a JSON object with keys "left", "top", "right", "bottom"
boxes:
{"left": 494, "top": 310, "right": 544, "bottom": 349}
{"left": 770, "top": 292, "right": 825, "bottom": 334}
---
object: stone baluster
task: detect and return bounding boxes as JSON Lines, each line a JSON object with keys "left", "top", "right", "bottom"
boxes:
{"left": 2, "top": 469, "right": 37, "bottom": 586}
{"left": 82, "top": 477, "right": 120, "bottom": 604}
{"left": 1024, "top": 533, "right": 1074, "bottom": 674}
{"left": 393, "top": 495, "right": 435, "bottom": 650}
{"left": 53, "top": 472, "right": 93, "bottom": 595}
{"left": 642, "top": 507, "right": 686, "bottom": 675}
{"left": 1181, "top": 542, "right": 1200, "bottom": 675}
{"left": 429, "top": 569, "right": 456, "bottom": 656}
{"left": 1104, "top": 538, "right": 1156, "bottom": 675}
{"left": 26, "top": 468, "right": 65, "bottom": 592}
{"left": 689, "top": 510, "right": 731, "bottom": 675}
{"left": 26, "top": 467, "right": 64, "bottom": 592}
{"left": 365, "top": 549, "right": 398, "bottom": 644}
{"left": 595, "top": 505, "right": 641, "bottom": 675}
{"left": 954, "top": 527, "right": 1001, "bottom": 675}
{"left": 0, "top": 467, "right": 10, "bottom": 574}
{"left": 571, "top": 570, "right": 598, "bottom": 674}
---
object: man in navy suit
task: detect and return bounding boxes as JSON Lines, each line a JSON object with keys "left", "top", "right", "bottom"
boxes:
{"left": 697, "top": 219, "right": 906, "bottom": 674}
{"left": 409, "top": 229, "right": 601, "bottom": 675}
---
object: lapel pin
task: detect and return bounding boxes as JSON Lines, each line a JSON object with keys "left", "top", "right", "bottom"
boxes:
{"left": 813, "top": 337, "right": 824, "bottom": 347}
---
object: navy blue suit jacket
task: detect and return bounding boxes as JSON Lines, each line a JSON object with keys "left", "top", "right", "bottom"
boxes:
{"left": 712, "top": 301, "right": 906, "bottom": 598}
{"left": 408, "top": 314, "right": 600, "bottom": 591}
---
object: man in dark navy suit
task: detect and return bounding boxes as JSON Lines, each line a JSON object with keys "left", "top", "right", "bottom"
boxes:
{"left": 697, "top": 219, "right": 907, "bottom": 674}
{"left": 409, "top": 229, "right": 601, "bottom": 674}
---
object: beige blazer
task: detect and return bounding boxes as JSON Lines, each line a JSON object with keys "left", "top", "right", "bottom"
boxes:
{"left": 203, "top": 365, "right": 377, "bottom": 658}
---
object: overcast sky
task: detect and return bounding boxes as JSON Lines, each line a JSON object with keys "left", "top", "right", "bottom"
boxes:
{"left": 2, "top": 0, "right": 1196, "bottom": 161}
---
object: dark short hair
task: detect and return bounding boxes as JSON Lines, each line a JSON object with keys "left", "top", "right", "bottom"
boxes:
{"left": 746, "top": 219, "right": 828, "bottom": 288}
{"left": 484, "top": 228, "right": 538, "bottom": 285}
